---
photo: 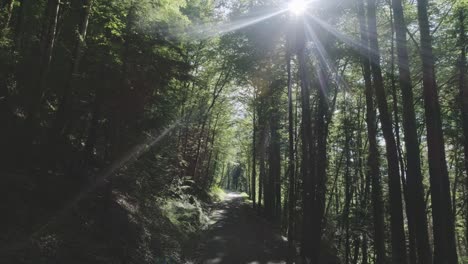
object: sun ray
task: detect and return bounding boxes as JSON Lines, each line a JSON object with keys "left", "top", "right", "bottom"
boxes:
{"left": 303, "top": 21, "right": 351, "bottom": 99}
{"left": 308, "top": 15, "right": 379, "bottom": 62}
{"left": 186, "top": 7, "right": 288, "bottom": 39}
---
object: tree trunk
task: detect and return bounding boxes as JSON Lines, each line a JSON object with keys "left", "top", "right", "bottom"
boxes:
{"left": 266, "top": 80, "right": 282, "bottom": 220}
{"left": 81, "top": 90, "right": 102, "bottom": 182}
{"left": 456, "top": 8, "right": 468, "bottom": 253}
{"left": 286, "top": 40, "right": 296, "bottom": 263}
{"left": 252, "top": 87, "right": 257, "bottom": 209}
{"left": 343, "top": 113, "right": 352, "bottom": 264}
{"left": 366, "top": 0, "right": 408, "bottom": 261}
{"left": 258, "top": 102, "right": 267, "bottom": 210}
{"left": 390, "top": 0, "right": 433, "bottom": 261}
{"left": 49, "top": 0, "right": 93, "bottom": 145}
{"left": 417, "top": 0, "right": 458, "bottom": 262}
{"left": 357, "top": 0, "right": 386, "bottom": 261}
{"left": 26, "top": 0, "right": 61, "bottom": 131}
{"left": 13, "top": 0, "right": 25, "bottom": 48}
{"left": 297, "top": 17, "right": 314, "bottom": 260}
{"left": 310, "top": 62, "right": 329, "bottom": 264}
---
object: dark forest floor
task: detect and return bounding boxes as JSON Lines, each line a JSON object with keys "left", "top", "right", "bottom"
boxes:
{"left": 192, "top": 192, "right": 288, "bottom": 264}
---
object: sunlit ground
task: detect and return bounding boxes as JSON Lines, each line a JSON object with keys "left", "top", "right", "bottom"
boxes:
{"left": 225, "top": 192, "right": 248, "bottom": 200}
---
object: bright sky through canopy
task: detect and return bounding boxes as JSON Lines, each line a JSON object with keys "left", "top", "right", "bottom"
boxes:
{"left": 288, "top": 0, "right": 308, "bottom": 15}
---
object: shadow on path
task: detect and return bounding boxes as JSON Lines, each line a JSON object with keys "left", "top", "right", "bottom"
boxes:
{"left": 194, "top": 192, "right": 287, "bottom": 264}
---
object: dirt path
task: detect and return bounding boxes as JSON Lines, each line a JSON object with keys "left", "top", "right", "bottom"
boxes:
{"left": 194, "top": 192, "right": 288, "bottom": 264}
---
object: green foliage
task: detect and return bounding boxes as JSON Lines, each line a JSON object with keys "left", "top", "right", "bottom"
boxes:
{"left": 161, "top": 196, "right": 210, "bottom": 235}
{"left": 210, "top": 186, "right": 227, "bottom": 201}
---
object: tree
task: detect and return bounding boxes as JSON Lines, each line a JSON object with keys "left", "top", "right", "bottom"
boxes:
{"left": 49, "top": 0, "right": 94, "bottom": 153}
{"left": 417, "top": 0, "right": 459, "bottom": 261}
{"left": 366, "top": 0, "right": 407, "bottom": 261}
{"left": 286, "top": 36, "right": 296, "bottom": 262}
{"left": 390, "top": 0, "right": 433, "bottom": 261}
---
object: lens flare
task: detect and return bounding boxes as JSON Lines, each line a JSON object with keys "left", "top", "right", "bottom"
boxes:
{"left": 288, "top": 0, "right": 308, "bottom": 15}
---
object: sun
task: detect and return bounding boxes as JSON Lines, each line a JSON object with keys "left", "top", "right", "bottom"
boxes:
{"left": 288, "top": 0, "right": 308, "bottom": 15}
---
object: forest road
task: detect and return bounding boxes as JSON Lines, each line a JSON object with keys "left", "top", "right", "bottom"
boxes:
{"left": 193, "top": 192, "right": 288, "bottom": 264}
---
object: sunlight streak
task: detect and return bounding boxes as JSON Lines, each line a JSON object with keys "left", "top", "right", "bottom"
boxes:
{"left": 308, "top": 15, "right": 379, "bottom": 61}
{"left": 187, "top": 8, "right": 287, "bottom": 39}
{"left": 303, "top": 22, "right": 350, "bottom": 97}
{"left": 0, "top": 119, "right": 183, "bottom": 254}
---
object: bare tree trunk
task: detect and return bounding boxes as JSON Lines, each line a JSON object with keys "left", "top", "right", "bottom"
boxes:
{"left": 310, "top": 61, "right": 329, "bottom": 264}
{"left": 258, "top": 101, "right": 268, "bottom": 210}
{"left": 50, "top": 0, "right": 94, "bottom": 144}
{"left": 297, "top": 17, "right": 314, "bottom": 260}
{"left": 366, "top": 0, "right": 408, "bottom": 261}
{"left": 13, "top": 0, "right": 25, "bottom": 48}
{"left": 252, "top": 87, "right": 257, "bottom": 208}
{"left": 357, "top": 0, "right": 386, "bottom": 261}
{"left": 26, "top": 0, "right": 61, "bottom": 130}
{"left": 192, "top": 117, "right": 207, "bottom": 179}
{"left": 81, "top": 86, "right": 104, "bottom": 182}
{"left": 456, "top": 8, "right": 468, "bottom": 252}
{"left": 286, "top": 39, "right": 296, "bottom": 263}
{"left": 417, "top": 0, "right": 458, "bottom": 262}
{"left": 390, "top": 0, "right": 433, "bottom": 261}
{"left": 343, "top": 112, "right": 352, "bottom": 264}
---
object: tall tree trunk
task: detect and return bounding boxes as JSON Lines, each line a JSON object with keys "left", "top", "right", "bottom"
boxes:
{"left": 203, "top": 115, "right": 219, "bottom": 188}
{"left": 390, "top": 20, "right": 417, "bottom": 261}
{"left": 269, "top": 80, "right": 282, "bottom": 220}
{"left": 258, "top": 103, "right": 267, "bottom": 210}
{"left": 252, "top": 87, "right": 257, "bottom": 209}
{"left": 456, "top": 8, "right": 468, "bottom": 252}
{"left": 286, "top": 41, "right": 296, "bottom": 263}
{"left": 26, "top": 0, "right": 61, "bottom": 132}
{"left": 193, "top": 117, "right": 207, "bottom": 179}
{"left": 310, "top": 61, "right": 329, "bottom": 264}
{"left": 81, "top": 88, "right": 103, "bottom": 182}
{"left": 297, "top": 17, "right": 314, "bottom": 260}
{"left": 268, "top": 92, "right": 281, "bottom": 220}
{"left": 391, "top": 0, "right": 433, "bottom": 261}
{"left": 49, "top": 0, "right": 93, "bottom": 145}
{"left": 343, "top": 112, "right": 352, "bottom": 264}
{"left": 366, "top": 0, "right": 408, "bottom": 261}
{"left": 13, "top": 0, "right": 25, "bottom": 48}
{"left": 417, "top": 0, "right": 458, "bottom": 262}
{"left": 357, "top": 0, "right": 386, "bottom": 261}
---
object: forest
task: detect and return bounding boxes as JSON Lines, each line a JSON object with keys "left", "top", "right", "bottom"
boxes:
{"left": 0, "top": 0, "right": 467, "bottom": 263}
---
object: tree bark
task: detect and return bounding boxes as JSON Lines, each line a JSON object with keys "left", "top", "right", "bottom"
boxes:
{"left": 251, "top": 87, "right": 257, "bottom": 209}
{"left": 390, "top": 0, "right": 433, "bottom": 261}
{"left": 50, "top": 0, "right": 94, "bottom": 145}
{"left": 357, "top": 0, "right": 386, "bottom": 261}
{"left": 417, "top": 0, "right": 458, "bottom": 262}
{"left": 456, "top": 8, "right": 468, "bottom": 252}
{"left": 286, "top": 40, "right": 296, "bottom": 263}
{"left": 297, "top": 17, "right": 314, "bottom": 260}
{"left": 366, "top": 0, "right": 408, "bottom": 261}
{"left": 268, "top": 81, "right": 281, "bottom": 220}
{"left": 26, "top": 0, "right": 61, "bottom": 129}
{"left": 310, "top": 61, "right": 329, "bottom": 264}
